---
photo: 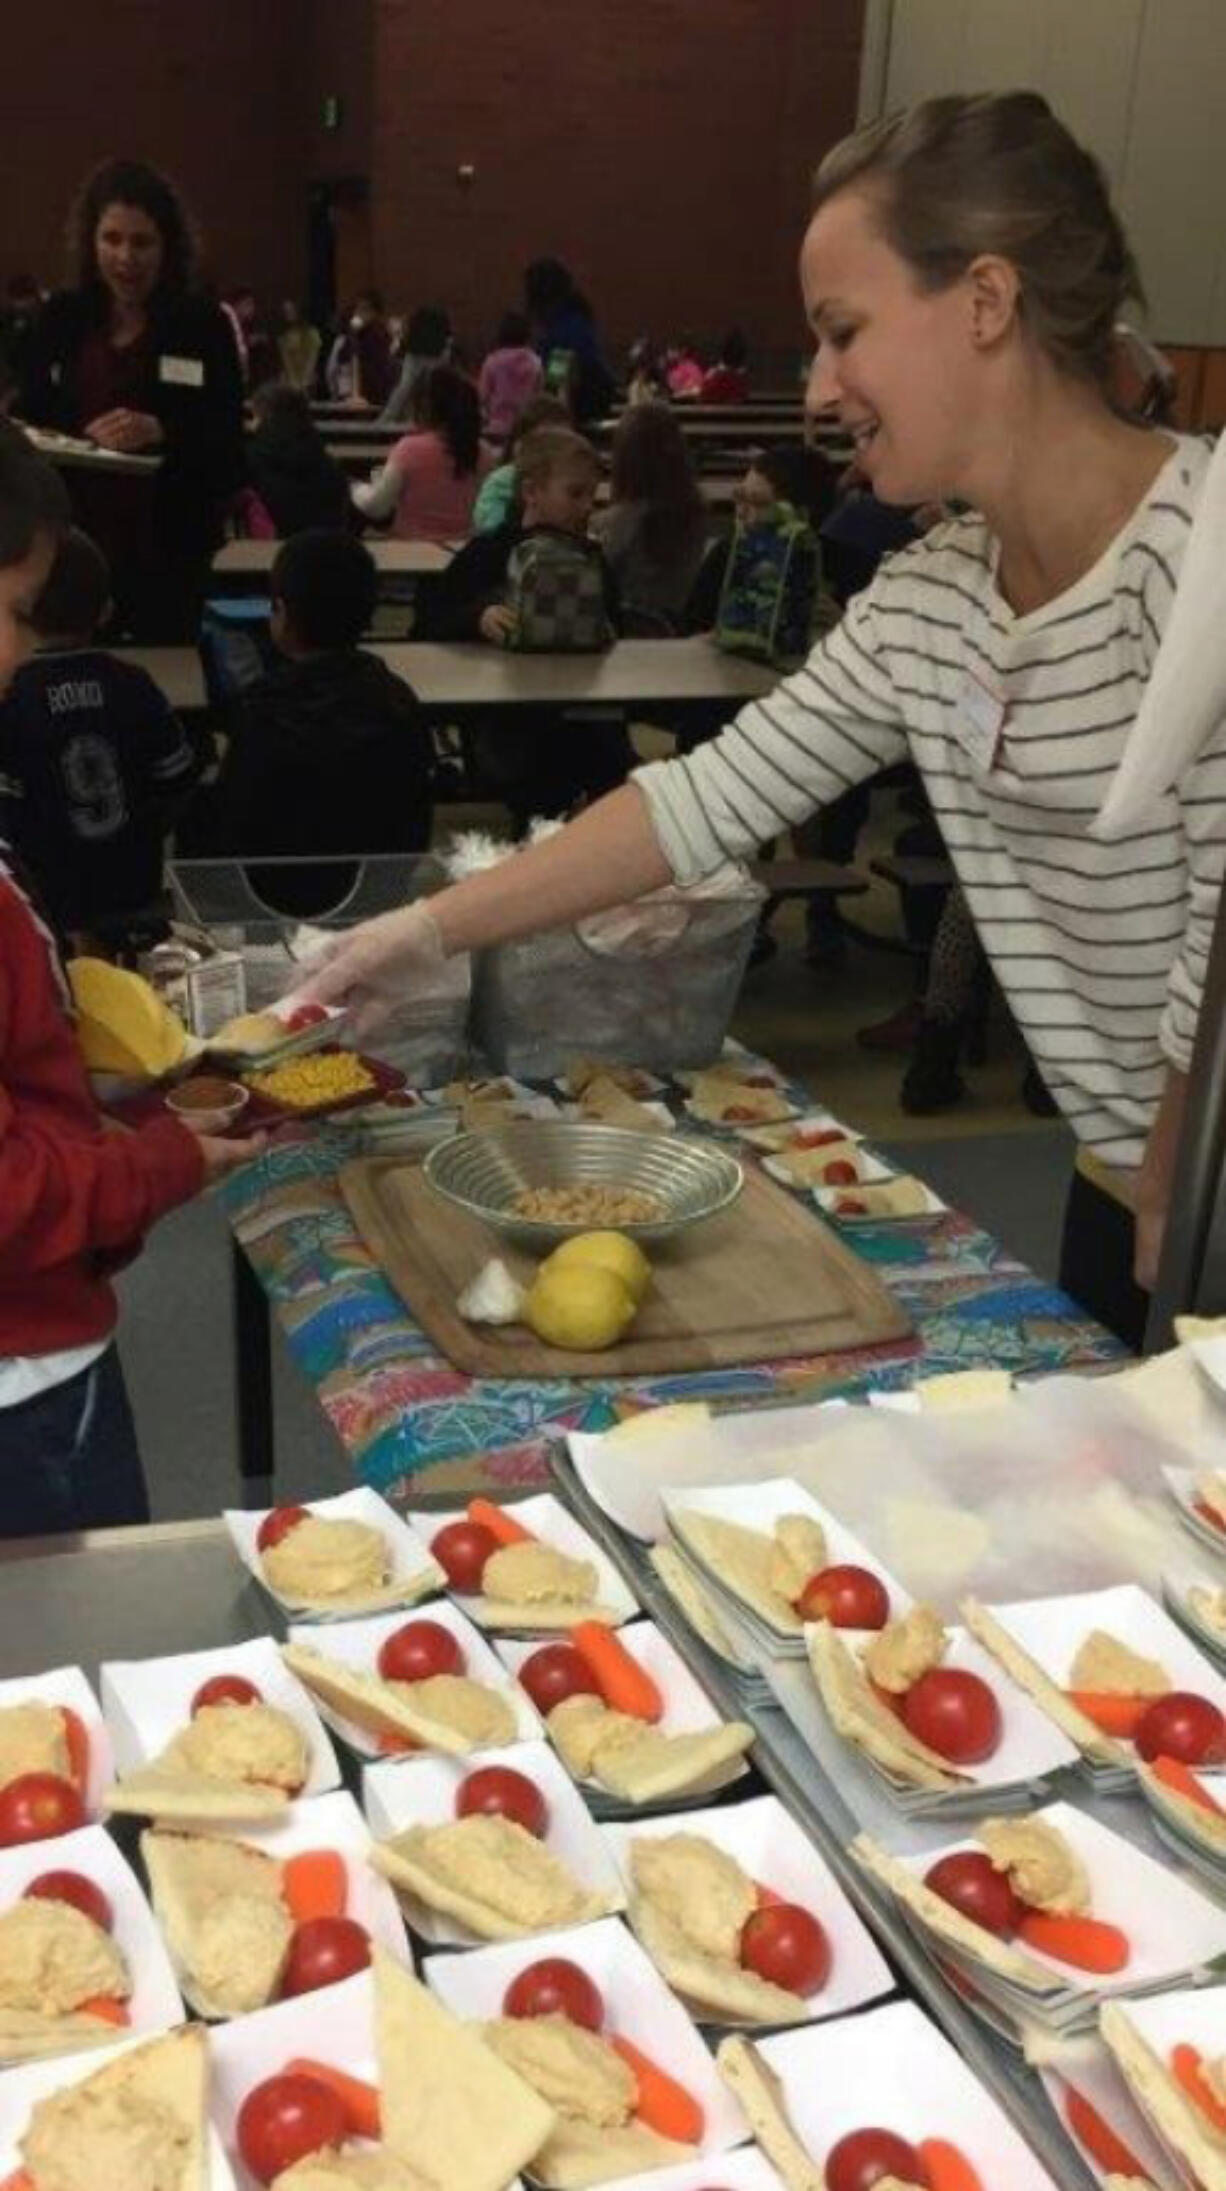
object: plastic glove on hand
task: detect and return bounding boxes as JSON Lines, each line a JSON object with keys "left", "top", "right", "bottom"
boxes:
{"left": 288, "top": 903, "right": 446, "bottom": 1041}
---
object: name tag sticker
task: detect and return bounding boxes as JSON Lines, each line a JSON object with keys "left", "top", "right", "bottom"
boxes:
{"left": 956, "top": 667, "right": 1006, "bottom": 772}
{"left": 158, "top": 354, "right": 204, "bottom": 388}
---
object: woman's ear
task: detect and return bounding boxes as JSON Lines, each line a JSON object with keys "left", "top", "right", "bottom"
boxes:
{"left": 966, "top": 254, "right": 1022, "bottom": 351}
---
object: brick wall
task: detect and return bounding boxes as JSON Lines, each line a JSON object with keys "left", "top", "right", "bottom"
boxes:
{"left": 369, "top": 0, "right": 866, "bottom": 366}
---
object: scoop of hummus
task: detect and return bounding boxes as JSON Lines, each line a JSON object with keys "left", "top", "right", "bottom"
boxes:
{"left": 194, "top": 1892, "right": 293, "bottom": 2014}
{"left": 548, "top": 1695, "right": 615, "bottom": 1778}
{"left": 483, "top": 2012, "right": 634, "bottom": 2125}
{"left": 0, "top": 1702, "right": 71, "bottom": 1788}
{"left": 862, "top": 1605, "right": 948, "bottom": 1696}
{"left": 978, "top": 1817, "right": 1090, "bottom": 1914}
{"left": 164, "top": 1701, "right": 308, "bottom": 1792}
{"left": 21, "top": 2080, "right": 192, "bottom": 2191}
{"left": 391, "top": 1814, "right": 593, "bottom": 1931}
{"left": 768, "top": 1515, "right": 828, "bottom": 1604}
{"left": 1068, "top": 1630, "right": 1171, "bottom": 1698}
{"left": 631, "top": 1832, "right": 755, "bottom": 1960}
{"left": 389, "top": 1675, "right": 515, "bottom": 1748}
{"left": 262, "top": 1516, "right": 388, "bottom": 1603}
{"left": 0, "top": 1899, "right": 128, "bottom": 2016}
{"left": 481, "top": 1542, "right": 597, "bottom": 1607}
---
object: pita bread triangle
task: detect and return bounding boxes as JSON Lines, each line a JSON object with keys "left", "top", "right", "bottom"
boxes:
{"left": 1139, "top": 1762, "right": 1226, "bottom": 1853}
{"left": 584, "top": 1718, "right": 754, "bottom": 1804}
{"left": 849, "top": 1836, "right": 1062, "bottom": 1996}
{"left": 373, "top": 1951, "right": 555, "bottom": 2191}
{"left": 672, "top": 1512, "right": 802, "bottom": 1635}
{"left": 104, "top": 1762, "right": 288, "bottom": 1824}
{"left": 960, "top": 1599, "right": 1127, "bottom": 1767}
{"left": 807, "top": 1623, "right": 967, "bottom": 1789}
{"left": 630, "top": 1889, "right": 809, "bottom": 2025}
{"left": 716, "top": 2034, "right": 824, "bottom": 2191}
{"left": 281, "top": 1644, "right": 509, "bottom": 1755}
{"left": 19, "top": 2025, "right": 207, "bottom": 2191}
{"left": 141, "top": 1828, "right": 290, "bottom": 2018}
{"left": 371, "top": 1816, "right": 618, "bottom": 1941}
{"left": 0, "top": 2005, "right": 124, "bottom": 2065}
{"left": 528, "top": 2115, "right": 697, "bottom": 2189}
{"left": 1099, "top": 2001, "right": 1226, "bottom": 2190}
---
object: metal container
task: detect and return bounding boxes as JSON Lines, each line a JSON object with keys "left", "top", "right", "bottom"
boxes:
{"left": 424, "top": 1120, "right": 743, "bottom": 1248}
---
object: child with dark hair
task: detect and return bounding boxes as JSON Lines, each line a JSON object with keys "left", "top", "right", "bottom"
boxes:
{"left": 478, "top": 310, "right": 545, "bottom": 444}
{"left": 379, "top": 303, "right": 452, "bottom": 423}
{"left": 0, "top": 422, "right": 258, "bottom": 1534}
{"left": 0, "top": 525, "right": 202, "bottom": 940}
{"left": 594, "top": 402, "right": 707, "bottom": 630}
{"left": 242, "top": 384, "right": 353, "bottom": 538}
{"left": 184, "top": 529, "right": 433, "bottom": 914}
{"left": 701, "top": 328, "right": 751, "bottom": 403}
{"left": 353, "top": 363, "right": 495, "bottom": 542}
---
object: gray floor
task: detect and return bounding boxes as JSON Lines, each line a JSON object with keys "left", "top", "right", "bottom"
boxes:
{"left": 115, "top": 1125, "right": 1078, "bottom": 1524}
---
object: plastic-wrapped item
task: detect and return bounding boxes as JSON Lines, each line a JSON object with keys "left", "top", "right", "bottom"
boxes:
{"left": 464, "top": 846, "right": 765, "bottom": 1079}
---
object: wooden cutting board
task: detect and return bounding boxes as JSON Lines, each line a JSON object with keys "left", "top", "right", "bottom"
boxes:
{"left": 341, "top": 1154, "right": 912, "bottom": 1379}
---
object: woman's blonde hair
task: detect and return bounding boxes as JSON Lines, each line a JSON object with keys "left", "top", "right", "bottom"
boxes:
{"left": 813, "top": 91, "right": 1143, "bottom": 388}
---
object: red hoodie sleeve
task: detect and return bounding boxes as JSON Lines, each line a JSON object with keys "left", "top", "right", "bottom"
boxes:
{"left": 0, "top": 897, "right": 206, "bottom": 1276}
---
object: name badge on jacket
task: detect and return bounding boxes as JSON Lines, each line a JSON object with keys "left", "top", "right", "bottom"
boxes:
{"left": 955, "top": 667, "right": 1007, "bottom": 773}
{"left": 158, "top": 354, "right": 204, "bottom": 388}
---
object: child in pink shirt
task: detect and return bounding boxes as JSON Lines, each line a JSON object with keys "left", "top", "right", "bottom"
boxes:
{"left": 478, "top": 311, "right": 545, "bottom": 444}
{"left": 352, "top": 365, "right": 495, "bottom": 543}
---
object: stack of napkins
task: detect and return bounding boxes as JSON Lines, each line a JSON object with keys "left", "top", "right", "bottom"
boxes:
{"left": 854, "top": 1802, "right": 1226, "bottom": 2046}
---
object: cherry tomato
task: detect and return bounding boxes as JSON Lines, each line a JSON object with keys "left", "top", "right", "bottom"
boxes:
{"left": 1135, "top": 1691, "right": 1226, "bottom": 1765}
{"left": 903, "top": 1668, "right": 1002, "bottom": 1763}
{"left": 430, "top": 1520, "right": 499, "bottom": 1593}
{"left": 518, "top": 1644, "right": 601, "bottom": 1717}
{"left": 191, "top": 1674, "right": 262, "bottom": 1715}
{"left": 922, "top": 1850, "right": 1021, "bottom": 1938}
{"left": 823, "top": 1159, "right": 859, "bottom": 1186}
{"left": 377, "top": 1620, "right": 464, "bottom": 1684}
{"left": 0, "top": 1774, "right": 85, "bottom": 1848}
{"left": 796, "top": 1564, "right": 889, "bottom": 1628}
{"left": 825, "top": 2128, "right": 931, "bottom": 2191}
{"left": 456, "top": 1765, "right": 549, "bottom": 1838}
{"left": 281, "top": 1914, "right": 372, "bottom": 1997}
{"left": 257, "top": 1504, "right": 309, "bottom": 1553}
{"left": 739, "top": 1902, "right": 831, "bottom": 1993}
{"left": 503, "top": 1957, "right": 605, "bottom": 2031}
{"left": 286, "top": 1003, "right": 328, "bottom": 1032}
{"left": 237, "top": 2072, "right": 348, "bottom": 2185}
{"left": 835, "top": 1196, "right": 869, "bottom": 1216}
{"left": 24, "top": 1869, "right": 113, "bottom": 1931}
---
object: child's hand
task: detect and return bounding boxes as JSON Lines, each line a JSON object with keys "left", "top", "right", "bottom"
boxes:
{"left": 193, "top": 1131, "right": 267, "bottom": 1184}
{"left": 479, "top": 604, "right": 516, "bottom": 646}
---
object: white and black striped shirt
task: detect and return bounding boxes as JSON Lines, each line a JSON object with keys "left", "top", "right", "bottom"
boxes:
{"left": 637, "top": 438, "right": 1224, "bottom": 1171}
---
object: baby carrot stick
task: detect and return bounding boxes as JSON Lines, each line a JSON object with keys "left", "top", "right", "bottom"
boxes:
{"left": 376, "top": 1729, "right": 418, "bottom": 1755}
{"left": 1170, "top": 2042, "right": 1226, "bottom": 2131}
{"left": 78, "top": 1995, "right": 130, "bottom": 2026}
{"left": 1015, "top": 1910, "right": 1130, "bottom": 1973}
{"left": 610, "top": 2036, "right": 704, "bottom": 2144}
{"left": 60, "top": 1707, "right": 91, "bottom": 1794}
{"left": 1194, "top": 1500, "right": 1226, "bottom": 1533}
{"left": 917, "top": 2139, "right": 985, "bottom": 2191}
{"left": 284, "top": 2058, "right": 381, "bottom": 2141}
{"left": 1150, "top": 1753, "right": 1226, "bottom": 1816}
{"left": 467, "top": 1498, "right": 534, "bottom": 1546}
{"left": 0, "top": 2170, "right": 37, "bottom": 2191}
{"left": 1063, "top": 2086, "right": 1149, "bottom": 2177}
{"left": 1064, "top": 1691, "right": 1149, "bottom": 1738}
{"left": 570, "top": 1623, "right": 663, "bottom": 1722}
{"left": 283, "top": 1850, "right": 347, "bottom": 1922}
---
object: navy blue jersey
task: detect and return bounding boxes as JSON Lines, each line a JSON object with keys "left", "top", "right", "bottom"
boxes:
{"left": 0, "top": 648, "right": 201, "bottom": 927}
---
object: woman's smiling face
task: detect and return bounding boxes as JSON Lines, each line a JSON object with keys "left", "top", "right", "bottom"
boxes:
{"left": 800, "top": 186, "right": 988, "bottom": 507}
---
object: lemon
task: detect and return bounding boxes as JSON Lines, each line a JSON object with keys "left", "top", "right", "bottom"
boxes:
{"left": 525, "top": 1264, "right": 637, "bottom": 1351}
{"left": 541, "top": 1230, "right": 653, "bottom": 1306}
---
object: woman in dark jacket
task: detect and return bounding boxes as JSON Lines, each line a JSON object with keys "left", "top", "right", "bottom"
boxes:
{"left": 19, "top": 158, "right": 245, "bottom": 639}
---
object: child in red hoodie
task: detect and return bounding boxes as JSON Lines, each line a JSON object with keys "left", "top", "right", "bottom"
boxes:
{"left": 0, "top": 421, "right": 261, "bottom": 1536}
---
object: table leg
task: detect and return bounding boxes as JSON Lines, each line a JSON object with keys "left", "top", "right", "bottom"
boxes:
{"left": 232, "top": 1238, "right": 275, "bottom": 1485}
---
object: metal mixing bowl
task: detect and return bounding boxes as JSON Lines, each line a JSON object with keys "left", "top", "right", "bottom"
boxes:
{"left": 424, "top": 1120, "right": 743, "bottom": 1248}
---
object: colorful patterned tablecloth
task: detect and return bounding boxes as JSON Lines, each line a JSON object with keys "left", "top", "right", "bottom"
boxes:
{"left": 221, "top": 1063, "right": 1125, "bottom": 1505}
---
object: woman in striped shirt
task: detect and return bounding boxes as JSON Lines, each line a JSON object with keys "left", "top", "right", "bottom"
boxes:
{"left": 308, "top": 93, "right": 1223, "bottom": 1347}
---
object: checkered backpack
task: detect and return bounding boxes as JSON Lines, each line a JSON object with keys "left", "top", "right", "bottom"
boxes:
{"left": 505, "top": 530, "right": 614, "bottom": 652}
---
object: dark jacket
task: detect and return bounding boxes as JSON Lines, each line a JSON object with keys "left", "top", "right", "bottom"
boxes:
{"left": 182, "top": 649, "right": 433, "bottom": 915}
{"left": 246, "top": 427, "right": 353, "bottom": 538}
{"left": 418, "top": 520, "right": 620, "bottom": 642}
{"left": 20, "top": 287, "right": 246, "bottom": 573}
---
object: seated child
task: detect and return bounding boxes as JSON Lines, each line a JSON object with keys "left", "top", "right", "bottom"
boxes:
{"left": 478, "top": 309, "right": 545, "bottom": 444}
{"left": 240, "top": 383, "right": 353, "bottom": 537}
{"left": 700, "top": 328, "right": 751, "bottom": 403}
{"left": 593, "top": 402, "right": 707, "bottom": 632}
{"left": 0, "top": 526, "right": 203, "bottom": 943}
{"left": 470, "top": 392, "right": 567, "bottom": 534}
{"left": 0, "top": 422, "right": 259, "bottom": 1537}
{"left": 352, "top": 364, "right": 495, "bottom": 543}
{"left": 183, "top": 528, "right": 433, "bottom": 916}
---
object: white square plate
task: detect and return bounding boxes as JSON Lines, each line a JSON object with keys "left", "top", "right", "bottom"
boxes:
{"left": 424, "top": 1915, "right": 747, "bottom": 2159}
{"left": 0, "top": 1666, "right": 112, "bottom": 1818}
{"left": 288, "top": 1601, "right": 541, "bottom": 1760}
{"left": 422, "top": 1492, "right": 638, "bottom": 1631}
{"left": 224, "top": 1487, "right": 444, "bottom": 1621}
{"left": 208, "top": 1969, "right": 378, "bottom": 2191}
{"left": 1037, "top": 2039, "right": 1183, "bottom": 2191}
{"left": 749, "top": 1998, "right": 1057, "bottom": 2186}
{"left": 0, "top": 2029, "right": 235, "bottom": 2185}
{"left": 0, "top": 1823, "right": 183, "bottom": 2053}
{"left": 363, "top": 1740, "right": 624, "bottom": 1945}
{"left": 602, "top": 1793, "right": 892, "bottom": 2024}
{"left": 101, "top": 1635, "right": 340, "bottom": 1795}
{"left": 975, "top": 1583, "right": 1226, "bottom": 1756}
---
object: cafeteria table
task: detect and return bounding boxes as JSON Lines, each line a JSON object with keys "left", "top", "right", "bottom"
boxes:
{"left": 213, "top": 537, "right": 454, "bottom": 580}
